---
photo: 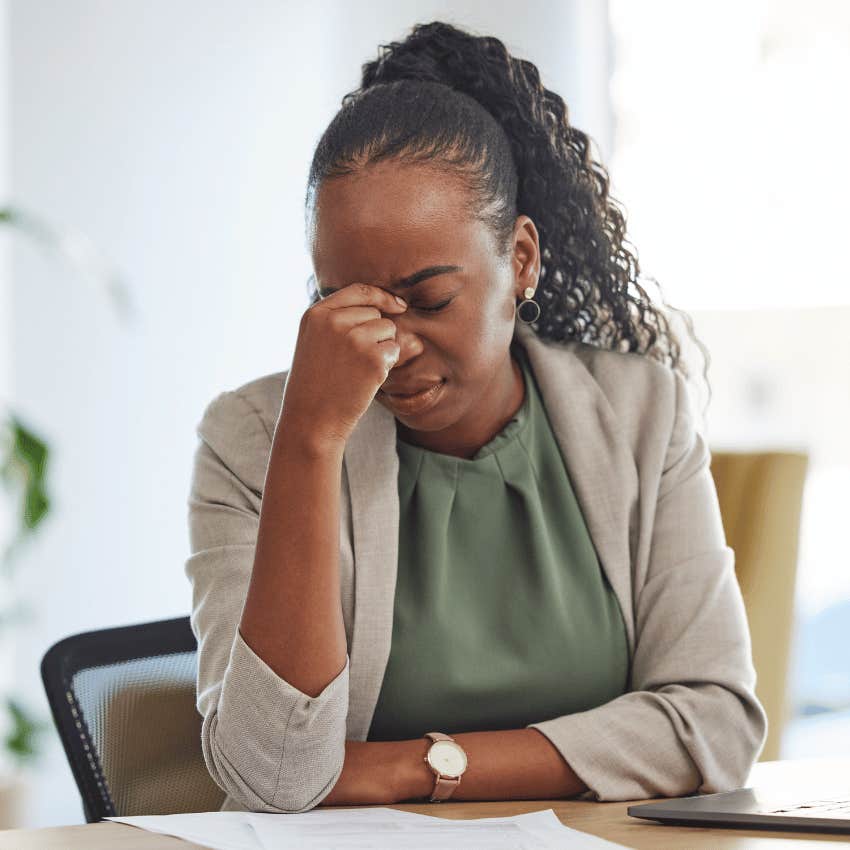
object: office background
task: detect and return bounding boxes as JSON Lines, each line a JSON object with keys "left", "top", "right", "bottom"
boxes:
{"left": 0, "top": 0, "right": 848, "bottom": 828}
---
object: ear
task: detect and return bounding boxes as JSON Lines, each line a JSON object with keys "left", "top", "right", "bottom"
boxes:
{"left": 511, "top": 215, "right": 540, "bottom": 297}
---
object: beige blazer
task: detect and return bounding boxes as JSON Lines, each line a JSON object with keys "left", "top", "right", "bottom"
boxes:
{"left": 185, "top": 317, "right": 767, "bottom": 814}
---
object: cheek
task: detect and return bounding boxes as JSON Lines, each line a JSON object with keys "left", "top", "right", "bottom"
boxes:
{"left": 447, "top": 297, "right": 515, "bottom": 382}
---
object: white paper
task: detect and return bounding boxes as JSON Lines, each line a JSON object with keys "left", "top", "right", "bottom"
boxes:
{"left": 106, "top": 811, "right": 263, "bottom": 850}
{"left": 247, "top": 806, "right": 629, "bottom": 849}
{"left": 377, "top": 807, "right": 628, "bottom": 848}
{"left": 108, "top": 806, "right": 629, "bottom": 850}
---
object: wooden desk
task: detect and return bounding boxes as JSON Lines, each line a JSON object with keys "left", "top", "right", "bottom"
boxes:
{"left": 2, "top": 759, "right": 850, "bottom": 849}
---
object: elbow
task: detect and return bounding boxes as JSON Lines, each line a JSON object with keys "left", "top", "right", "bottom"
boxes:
{"left": 268, "top": 740, "right": 347, "bottom": 813}
{"left": 268, "top": 757, "right": 346, "bottom": 813}
{"left": 201, "top": 709, "right": 347, "bottom": 813}
{"left": 695, "top": 687, "right": 769, "bottom": 794}
{"left": 196, "top": 641, "right": 351, "bottom": 811}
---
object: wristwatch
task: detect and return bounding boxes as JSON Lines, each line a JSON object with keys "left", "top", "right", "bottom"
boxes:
{"left": 423, "top": 731, "right": 468, "bottom": 802}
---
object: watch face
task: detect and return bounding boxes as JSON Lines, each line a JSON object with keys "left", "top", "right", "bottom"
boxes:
{"left": 427, "top": 740, "right": 468, "bottom": 778}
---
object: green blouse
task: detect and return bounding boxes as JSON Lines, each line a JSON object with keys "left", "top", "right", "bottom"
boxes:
{"left": 366, "top": 340, "right": 630, "bottom": 742}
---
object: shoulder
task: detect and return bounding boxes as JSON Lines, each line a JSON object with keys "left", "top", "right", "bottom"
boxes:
{"left": 542, "top": 337, "right": 690, "bottom": 462}
{"left": 568, "top": 339, "right": 674, "bottom": 399}
{"left": 193, "top": 370, "right": 290, "bottom": 492}
{"left": 197, "top": 370, "right": 289, "bottom": 440}
{"left": 563, "top": 339, "right": 679, "bottom": 421}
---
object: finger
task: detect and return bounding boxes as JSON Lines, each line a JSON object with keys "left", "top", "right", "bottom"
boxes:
{"left": 326, "top": 305, "right": 384, "bottom": 330}
{"left": 348, "top": 317, "right": 398, "bottom": 346}
{"left": 378, "top": 340, "right": 401, "bottom": 373}
{"left": 319, "top": 282, "right": 408, "bottom": 314}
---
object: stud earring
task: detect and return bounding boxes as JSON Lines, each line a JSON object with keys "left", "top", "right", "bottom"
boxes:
{"left": 517, "top": 286, "right": 541, "bottom": 324}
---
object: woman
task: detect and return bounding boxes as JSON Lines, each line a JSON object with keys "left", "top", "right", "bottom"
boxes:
{"left": 185, "top": 21, "right": 766, "bottom": 814}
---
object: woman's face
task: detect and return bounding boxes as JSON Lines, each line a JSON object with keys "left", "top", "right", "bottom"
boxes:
{"left": 309, "top": 159, "right": 539, "bottom": 457}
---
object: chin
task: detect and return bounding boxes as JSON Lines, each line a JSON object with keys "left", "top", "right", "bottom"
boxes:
{"left": 392, "top": 406, "right": 447, "bottom": 428}
{"left": 391, "top": 402, "right": 458, "bottom": 434}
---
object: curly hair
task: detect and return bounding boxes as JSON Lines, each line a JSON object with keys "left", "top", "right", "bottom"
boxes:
{"left": 304, "top": 20, "right": 711, "bottom": 416}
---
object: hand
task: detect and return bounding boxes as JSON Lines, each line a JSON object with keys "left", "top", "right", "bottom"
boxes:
{"left": 279, "top": 283, "right": 407, "bottom": 452}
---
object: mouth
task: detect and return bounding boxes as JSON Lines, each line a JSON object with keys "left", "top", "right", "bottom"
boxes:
{"left": 377, "top": 379, "right": 446, "bottom": 414}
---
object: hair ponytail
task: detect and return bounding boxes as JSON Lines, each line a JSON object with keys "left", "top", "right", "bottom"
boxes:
{"left": 306, "top": 21, "right": 710, "bottom": 411}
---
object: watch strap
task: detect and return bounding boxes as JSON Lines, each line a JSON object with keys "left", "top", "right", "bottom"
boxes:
{"left": 430, "top": 774, "right": 460, "bottom": 801}
{"left": 425, "top": 731, "right": 453, "bottom": 744}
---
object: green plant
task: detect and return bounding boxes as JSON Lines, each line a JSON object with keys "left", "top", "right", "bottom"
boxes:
{"left": 0, "top": 205, "right": 134, "bottom": 774}
{"left": 2, "top": 697, "right": 50, "bottom": 771}
{"left": 1, "top": 415, "right": 49, "bottom": 574}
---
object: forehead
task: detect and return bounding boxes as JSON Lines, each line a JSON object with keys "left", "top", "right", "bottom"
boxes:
{"left": 310, "top": 161, "right": 490, "bottom": 283}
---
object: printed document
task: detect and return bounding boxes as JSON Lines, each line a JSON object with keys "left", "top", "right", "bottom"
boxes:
{"left": 107, "top": 805, "right": 629, "bottom": 849}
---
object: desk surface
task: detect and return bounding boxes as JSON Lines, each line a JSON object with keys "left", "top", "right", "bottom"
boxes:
{"left": 2, "top": 759, "right": 850, "bottom": 849}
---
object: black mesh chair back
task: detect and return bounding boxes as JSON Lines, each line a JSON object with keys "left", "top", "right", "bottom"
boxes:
{"left": 40, "top": 616, "right": 226, "bottom": 822}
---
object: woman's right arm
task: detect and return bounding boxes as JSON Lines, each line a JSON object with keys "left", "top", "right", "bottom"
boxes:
{"left": 187, "top": 388, "right": 352, "bottom": 814}
{"left": 186, "top": 284, "right": 407, "bottom": 814}
{"left": 239, "top": 419, "right": 347, "bottom": 702}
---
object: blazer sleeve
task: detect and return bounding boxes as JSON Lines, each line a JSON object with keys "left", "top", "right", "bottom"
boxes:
{"left": 526, "top": 368, "right": 768, "bottom": 800}
{"left": 185, "top": 389, "right": 350, "bottom": 813}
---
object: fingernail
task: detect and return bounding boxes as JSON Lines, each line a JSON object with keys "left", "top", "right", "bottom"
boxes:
{"left": 394, "top": 295, "right": 407, "bottom": 307}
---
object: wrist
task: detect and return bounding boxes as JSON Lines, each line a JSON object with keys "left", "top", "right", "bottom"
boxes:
{"left": 273, "top": 415, "right": 345, "bottom": 462}
{"left": 392, "top": 738, "right": 434, "bottom": 803}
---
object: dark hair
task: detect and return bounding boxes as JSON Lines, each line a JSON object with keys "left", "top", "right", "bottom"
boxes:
{"left": 305, "top": 20, "right": 711, "bottom": 415}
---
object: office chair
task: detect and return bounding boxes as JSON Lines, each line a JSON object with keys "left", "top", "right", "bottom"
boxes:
{"left": 710, "top": 450, "right": 809, "bottom": 762}
{"left": 40, "top": 616, "right": 225, "bottom": 822}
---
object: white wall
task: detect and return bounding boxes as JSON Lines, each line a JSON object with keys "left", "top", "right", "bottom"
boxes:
{"left": 7, "top": 0, "right": 610, "bottom": 827}
{"left": 0, "top": 0, "right": 11, "bottom": 747}
{"left": 0, "top": 0, "right": 7, "bottom": 399}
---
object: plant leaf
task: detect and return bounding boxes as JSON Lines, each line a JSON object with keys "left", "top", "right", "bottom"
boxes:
{"left": 3, "top": 696, "right": 50, "bottom": 765}
{"left": 0, "top": 414, "right": 50, "bottom": 575}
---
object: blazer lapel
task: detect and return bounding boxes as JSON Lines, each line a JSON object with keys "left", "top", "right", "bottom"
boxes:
{"left": 514, "top": 321, "right": 638, "bottom": 653}
{"left": 343, "top": 398, "right": 400, "bottom": 741}
{"left": 343, "top": 317, "right": 639, "bottom": 740}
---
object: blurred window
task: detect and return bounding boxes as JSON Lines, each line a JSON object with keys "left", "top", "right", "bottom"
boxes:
{"left": 608, "top": 0, "right": 850, "bottom": 757}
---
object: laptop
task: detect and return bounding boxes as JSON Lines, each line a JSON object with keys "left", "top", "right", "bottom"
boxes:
{"left": 628, "top": 785, "right": 850, "bottom": 834}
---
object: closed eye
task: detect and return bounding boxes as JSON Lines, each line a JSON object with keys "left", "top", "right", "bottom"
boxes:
{"left": 414, "top": 298, "right": 453, "bottom": 313}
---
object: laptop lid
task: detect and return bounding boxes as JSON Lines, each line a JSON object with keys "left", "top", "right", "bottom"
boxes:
{"left": 628, "top": 786, "right": 850, "bottom": 834}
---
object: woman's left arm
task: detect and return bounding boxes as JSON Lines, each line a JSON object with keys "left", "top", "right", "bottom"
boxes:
{"left": 322, "top": 367, "right": 768, "bottom": 806}
{"left": 319, "top": 729, "right": 587, "bottom": 806}
{"left": 508, "top": 367, "right": 768, "bottom": 801}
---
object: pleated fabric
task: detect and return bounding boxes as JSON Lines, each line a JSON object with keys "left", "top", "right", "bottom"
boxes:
{"left": 367, "top": 341, "right": 629, "bottom": 741}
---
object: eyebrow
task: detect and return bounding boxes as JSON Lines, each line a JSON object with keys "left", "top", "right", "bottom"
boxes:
{"left": 318, "top": 264, "right": 463, "bottom": 297}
